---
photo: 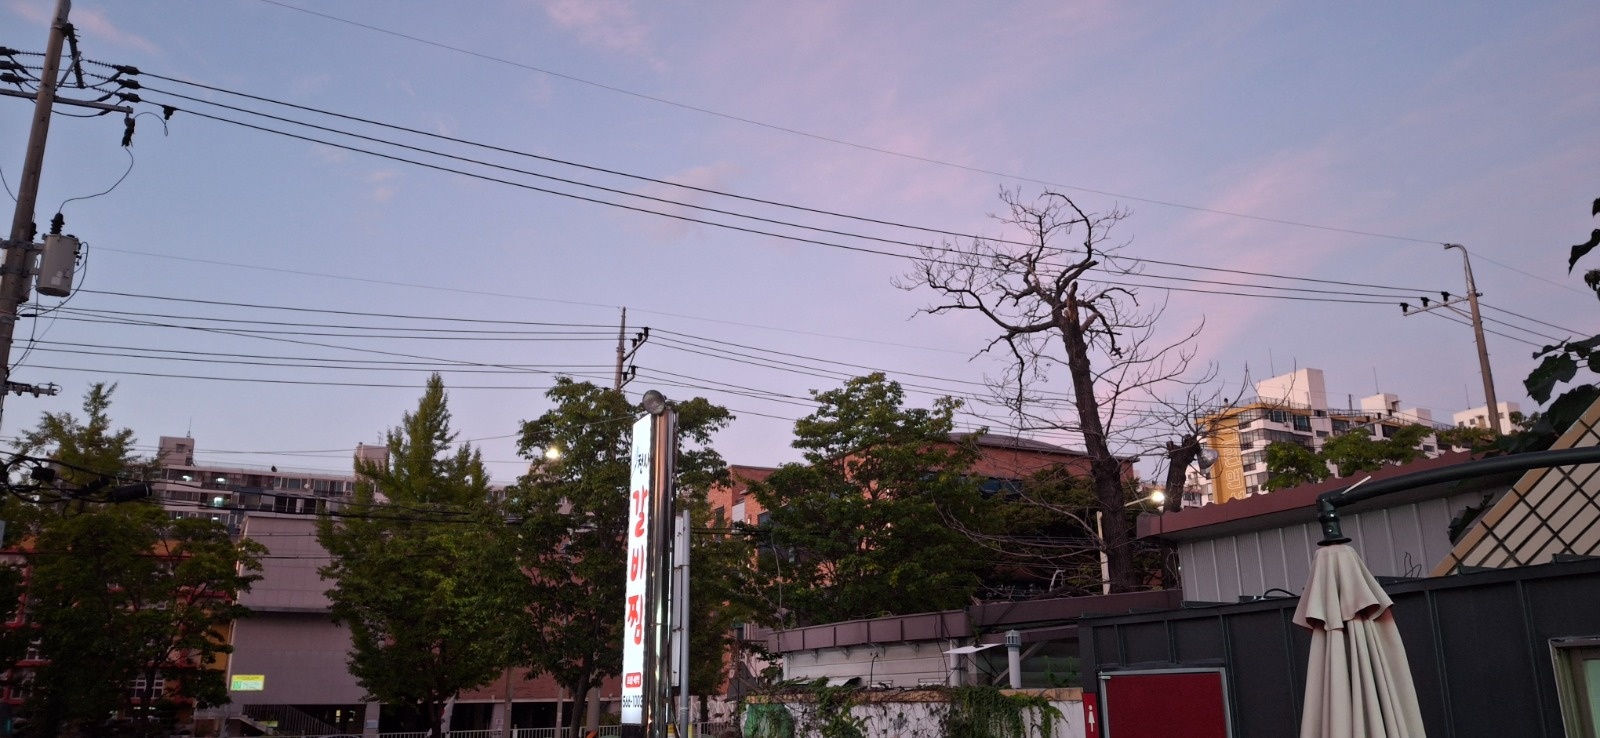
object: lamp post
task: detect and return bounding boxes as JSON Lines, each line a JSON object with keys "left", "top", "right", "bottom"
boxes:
{"left": 1443, "top": 244, "right": 1502, "bottom": 434}
{"left": 1097, "top": 491, "right": 1165, "bottom": 594}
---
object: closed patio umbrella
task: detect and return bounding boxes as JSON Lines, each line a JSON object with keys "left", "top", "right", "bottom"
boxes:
{"left": 1293, "top": 543, "right": 1426, "bottom": 738}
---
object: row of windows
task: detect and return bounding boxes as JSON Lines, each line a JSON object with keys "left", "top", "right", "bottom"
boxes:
{"left": 1238, "top": 428, "right": 1312, "bottom": 449}
{"left": 161, "top": 468, "right": 355, "bottom": 493}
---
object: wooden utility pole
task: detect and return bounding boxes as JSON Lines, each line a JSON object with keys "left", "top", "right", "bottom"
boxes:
{"left": 0, "top": 0, "right": 71, "bottom": 431}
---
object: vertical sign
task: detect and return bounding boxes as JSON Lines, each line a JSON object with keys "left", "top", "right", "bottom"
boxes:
{"left": 621, "top": 415, "right": 654, "bottom": 725}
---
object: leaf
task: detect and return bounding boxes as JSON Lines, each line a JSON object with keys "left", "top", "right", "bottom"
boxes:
{"left": 1593, "top": 196, "right": 1600, "bottom": 217}
{"left": 1570, "top": 229, "right": 1600, "bottom": 274}
{"left": 1575, "top": 334, "right": 1600, "bottom": 353}
{"left": 1587, "top": 270, "right": 1600, "bottom": 301}
{"left": 1525, "top": 352, "right": 1579, "bottom": 403}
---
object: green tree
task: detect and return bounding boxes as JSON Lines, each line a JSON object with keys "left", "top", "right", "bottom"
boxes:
{"left": 12, "top": 384, "right": 263, "bottom": 736}
{"left": 1504, "top": 197, "right": 1600, "bottom": 452}
{"left": 508, "top": 379, "right": 742, "bottom": 731}
{"left": 746, "top": 374, "right": 987, "bottom": 625}
{"left": 1262, "top": 441, "right": 1329, "bottom": 491}
{"left": 317, "top": 374, "right": 524, "bottom": 738}
{"left": 1263, "top": 424, "right": 1432, "bottom": 490}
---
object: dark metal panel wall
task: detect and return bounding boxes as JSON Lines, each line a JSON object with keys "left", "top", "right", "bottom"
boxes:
{"left": 1083, "top": 559, "right": 1600, "bottom": 738}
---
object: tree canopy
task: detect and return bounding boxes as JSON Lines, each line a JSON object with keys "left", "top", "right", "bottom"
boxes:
{"left": 317, "top": 374, "right": 523, "bottom": 738}
{"left": 745, "top": 374, "right": 988, "bottom": 625}
{"left": 8, "top": 383, "right": 263, "bottom": 737}
{"left": 1263, "top": 424, "right": 1432, "bottom": 491}
{"left": 509, "top": 378, "right": 743, "bottom": 731}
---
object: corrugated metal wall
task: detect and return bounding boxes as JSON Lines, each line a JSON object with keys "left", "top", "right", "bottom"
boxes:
{"left": 1180, "top": 490, "right": 1487, "bottom": 603}
{"left": 1082, "top": 558, "right": 1600, "bottom": 738}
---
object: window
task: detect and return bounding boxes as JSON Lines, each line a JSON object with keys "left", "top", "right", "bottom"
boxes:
{"left": 1267, "top": 410, "right": 1289, "bottom": 424}
{"left": 129, "top": 673, "right": 165, "bottom": 703}
{"left": 1553, "top": 637, "right": 1600, "bottom": 737}
{"left": 979, "top": 477, "right": 1023, "bottom": 498}
{"left": 1292, "top": 415, "right": 1312, "bottom": 432}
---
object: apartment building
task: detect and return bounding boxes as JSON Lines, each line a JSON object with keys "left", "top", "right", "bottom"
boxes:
{"left": 152, "top": 435, "right": 389, "bottom": 530}
{"left": 1188, "top": 368, "right": 1451, "bottom": 506}
{"left": 1453, "top": 401, "right": 1523, "bottom": 430}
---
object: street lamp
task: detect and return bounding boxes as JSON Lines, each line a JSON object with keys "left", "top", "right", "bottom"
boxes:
{"left": 1442, "top": 244, "right": 1502, "bottom": 434}
{"left": 1098, "top": 491, "right": 1167, "bottom": 594}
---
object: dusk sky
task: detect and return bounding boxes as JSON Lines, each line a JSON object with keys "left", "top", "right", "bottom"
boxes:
{"left": 2, "top": 1, "right": 1596, "bottom": 483}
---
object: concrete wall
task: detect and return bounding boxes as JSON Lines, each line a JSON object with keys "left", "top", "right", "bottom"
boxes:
{"left": 782, "top": 642, "right": 950, "bottom": 688}
{"left": 227, "top": 613, "right": 365, "bottom": 705}
{"left": 239, "top": 515, "right": 333, "bottom": 612}
{"left": 755, "top": 690, "right": 1085, "bottom": 738}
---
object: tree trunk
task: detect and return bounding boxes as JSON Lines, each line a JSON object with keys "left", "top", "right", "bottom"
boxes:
{"left": 1158, "top": 435, "right": 1200, "bottom": 588}
{"left": 1058, "top": 294, "right": 1138, "bottom": 592}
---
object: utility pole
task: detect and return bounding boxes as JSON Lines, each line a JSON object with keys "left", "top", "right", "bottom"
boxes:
{"left": 1398, "top": 244, "right": 1502, "bottom": 434}
{"left": 0, "top": 0, "right": 71, "bottom": 432}
{"left": 615, "top": 311, "right": 647, "bottom": 393}
{"left": 1445, "top": 244, "right": 1501, "bottom": 434}
{"left": 614, "top": 308, "right": 627, "bottom": 391}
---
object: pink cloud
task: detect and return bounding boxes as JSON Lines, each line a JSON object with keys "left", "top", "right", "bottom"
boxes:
{"left": 537, "top": 0, "right": 652, "bottom": 57}
{"left": 6, "top": 2, "right": 159, "bottom": 54}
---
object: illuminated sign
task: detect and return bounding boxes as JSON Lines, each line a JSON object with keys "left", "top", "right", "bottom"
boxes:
{"left": 621, "top": 415, "right": 653, "bottom": 725}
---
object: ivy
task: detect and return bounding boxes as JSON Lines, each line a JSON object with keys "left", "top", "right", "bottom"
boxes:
{"left": 744, "top": 702, "right": 796, "bottom": 738}
{"left": 940, "top": 686, "right": 1061, "bottom": 738}
{"left": 744, "top": 681, "right": 1062, "bottom": 738}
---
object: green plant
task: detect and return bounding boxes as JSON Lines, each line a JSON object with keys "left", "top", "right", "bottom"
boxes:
{"left": 743, "top": 703, "right": 796, "bottom": 738}
{"left": 810, "top": 682, "right": 867, "bottom": 738}
{"left": 940, "top": 685, "right": 1061, "bottom": 738}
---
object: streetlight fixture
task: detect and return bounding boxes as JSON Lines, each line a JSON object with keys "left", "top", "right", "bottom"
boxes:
{"left": 1443, "top": 244, "right": 1502, "bottom": 435}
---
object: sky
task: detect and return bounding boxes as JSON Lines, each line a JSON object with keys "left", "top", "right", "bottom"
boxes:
{"left": 1, "top": 0, "right": 1596, "bottom": 484}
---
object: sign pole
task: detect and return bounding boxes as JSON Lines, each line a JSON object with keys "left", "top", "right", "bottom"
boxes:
{"left": 623, "top": 390, "right": 677, "bottom": 738}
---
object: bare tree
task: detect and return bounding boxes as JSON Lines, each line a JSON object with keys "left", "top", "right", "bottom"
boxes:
{"left": 899, "top": 190, "right": 1202, "bottom": 593}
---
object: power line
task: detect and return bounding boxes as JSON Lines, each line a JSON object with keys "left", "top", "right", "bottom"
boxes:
{"left": 1479, "top": 302, "right": 1585, "bottom": 337}
{"left": 77, "top": 289, "right": 615, "bottom": 328}
{"left": 133, "top": 107, "right": 1430, "bottom": 306}
{"left": 126, "top": 67, "right": 1441, "bottom": 296}
{"left": 238, "top": 1, "right": 1458, "bottom": 250}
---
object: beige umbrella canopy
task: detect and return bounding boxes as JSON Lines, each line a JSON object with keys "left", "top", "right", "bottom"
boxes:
{"left": 1293, "top": 543, "right": 1427, "bottom": 738}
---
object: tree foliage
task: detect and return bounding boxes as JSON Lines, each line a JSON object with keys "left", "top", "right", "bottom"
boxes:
{"left": 902, "top": 190, "right": 1202, "bottom": 592}
{"left": 1469, "top": 197, "right": 1600, "bottom": 454}
{"left": 509, "top": 378, "right": 743, "bottom": 729}
{"left": 1263, "top": 425, "right": 1432, "bottom": 491}
{"left": 10, "top": 384, "right": 263, "bottom": 737}
{"left": 745, "top": 374, "right": 988, "bottom": 625}
{"left": 317, "top": 374, "right": 523, "bottom": 738}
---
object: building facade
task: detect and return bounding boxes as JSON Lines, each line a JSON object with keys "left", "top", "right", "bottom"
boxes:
{"left": 1189, "top": 368, "right": 1451, "bottom": 506}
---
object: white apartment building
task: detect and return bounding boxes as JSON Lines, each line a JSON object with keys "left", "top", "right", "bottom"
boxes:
{"left": 152, "top": 435, "right": 387, "bottom": 531}
{"left": 1185, "top": 368, "right": 1450, "bottom": 506}
{"left": 1453, "top": 401, "right": 1524, "bottom": 430}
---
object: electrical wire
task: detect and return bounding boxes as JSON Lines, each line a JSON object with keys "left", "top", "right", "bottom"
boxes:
{"left": 234, "top": 1, "right": 1465, "bottom": 251}
{"left": 54, "top": 146, "right": 135, "bottom": 214}
{"left": 124, "top": 67, "right": 1444, "bottom": 295}
{"left": 133, "top": 107, "right": 1424, "bottom": 306}
{"left": 77, "top": 288, "right": 615, "bottom": 328}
